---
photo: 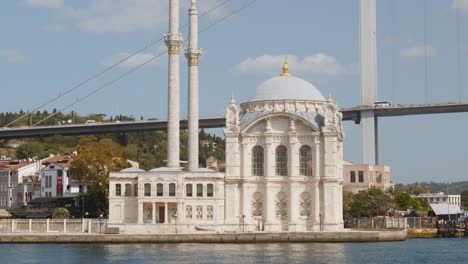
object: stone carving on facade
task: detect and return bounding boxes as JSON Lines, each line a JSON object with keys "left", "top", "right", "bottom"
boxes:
{"left": 196, "top": 206, "right": 203, "bottom": 220}
{"left": 275, "top": 191, "right": 288, "bottom": 220}
{"left": 299, "top": 192, "right": 312, "bottom": 217}
{"left": 252, "top": 192, "right": 263, "bottom": 217}
{"left": 186, "top": 205, "right": 192, "bottom": 219}
{"left": 207, "top": 206, "right": 213, "bottom": 220}
{"left": 225, "top": 96, "right": 240, "bottom": 133}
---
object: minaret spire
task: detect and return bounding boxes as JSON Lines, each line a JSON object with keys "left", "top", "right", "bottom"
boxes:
{"left": 186, "top": 0, "right": 202, "bottom": 171}
{"left": 165, "top": 0, "right": 183, "bottom": 168}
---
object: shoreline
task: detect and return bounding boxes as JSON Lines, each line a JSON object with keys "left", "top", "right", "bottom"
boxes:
{"left": 0, "top": 230, "right": 407, "bottom": 244}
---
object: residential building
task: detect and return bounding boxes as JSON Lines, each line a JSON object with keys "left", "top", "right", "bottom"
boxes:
{"left": 343, "top": 161, "right": 392, "bottom": 193}
{"left": 0, "top": 162, "right": 42, "bottom": 208}
{"left": 417, "top": 192, "right": 461, "bottom": 209}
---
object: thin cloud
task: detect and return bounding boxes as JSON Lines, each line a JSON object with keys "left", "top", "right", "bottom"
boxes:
{"left": 452, "top": 0, "right": 468, "bottom": 14}
{"left": 0, "top": 50, "right": 26, "bottom": 64}
{"left": 400, "top": 45, "right": 435, "bottom": 58}
{"left": 20, "top": 0, "right": 64, "bottom": 9}
{"left": 21, "top": 0, "right": 229, "bottom": 33}
{"left": 235, "top": 54, "right": 357, "bottom": 77}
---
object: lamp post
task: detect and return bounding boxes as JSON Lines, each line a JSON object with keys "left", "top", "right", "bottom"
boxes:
{"left": 174, "top": 213, "right": 178, "bottom": 234}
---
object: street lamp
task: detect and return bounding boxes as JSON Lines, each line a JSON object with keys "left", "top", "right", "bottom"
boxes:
{"left": 174, "top": 213, "right": 178, "bottom": 234}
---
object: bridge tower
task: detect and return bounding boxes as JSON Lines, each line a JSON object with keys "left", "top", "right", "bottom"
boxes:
{"left": 360, "top": 0, "right": 378, "bottom": 164}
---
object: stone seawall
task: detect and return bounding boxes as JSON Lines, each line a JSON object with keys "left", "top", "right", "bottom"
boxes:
{"left": 0, "top": 230, "right": 406, "bottom": 244}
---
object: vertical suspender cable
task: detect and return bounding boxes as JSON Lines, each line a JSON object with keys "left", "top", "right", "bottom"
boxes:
{"left": 423, "top": 0, "right": 429, "bottom": 103}
{"left": 455, "top": 4, "right": 463, "bottom": 102}
{"left": 390, "top": 0, "right": 396, "bottom": 103}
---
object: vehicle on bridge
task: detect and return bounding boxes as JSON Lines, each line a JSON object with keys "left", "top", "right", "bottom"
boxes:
{"left": 374, "top": 101, "right": 392, "bottom": 107}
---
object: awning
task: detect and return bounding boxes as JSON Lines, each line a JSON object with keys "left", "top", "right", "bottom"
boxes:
{"left": 430, "top": 203, "right": 462, "bottom": 215}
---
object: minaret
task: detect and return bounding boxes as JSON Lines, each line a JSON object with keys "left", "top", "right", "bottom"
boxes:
{"left": 185, "top": 0, "right": 202, "bottom": 171}
{"left": 165, "top": 0, "right": 183, "bottom": 168}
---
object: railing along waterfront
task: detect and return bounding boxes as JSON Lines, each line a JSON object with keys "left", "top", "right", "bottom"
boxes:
{"left": 345, "top": 217, "right": 407, "bottom": 230}
{"left": 0, "top": 219, "right": 107, "bottom": 234}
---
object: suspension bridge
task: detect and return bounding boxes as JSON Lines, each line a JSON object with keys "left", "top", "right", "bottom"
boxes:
{"left": 1, "top": 0, "right": 467, "bottom": 166}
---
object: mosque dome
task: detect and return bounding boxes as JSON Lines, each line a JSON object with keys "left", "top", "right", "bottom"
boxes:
{"left": 248, "top": 59, "right": 325, "bottom": 102}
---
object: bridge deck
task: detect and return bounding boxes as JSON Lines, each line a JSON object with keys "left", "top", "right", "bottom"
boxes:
{"left": 2, "top": 102, "right": 468, "bottom": 139}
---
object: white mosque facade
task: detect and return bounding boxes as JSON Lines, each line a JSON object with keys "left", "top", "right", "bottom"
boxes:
{"left": 108, "top": 0, "right": 344, "bottom": 234}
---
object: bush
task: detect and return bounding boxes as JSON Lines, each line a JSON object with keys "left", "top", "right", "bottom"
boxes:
{"left": 52, "top": 207, "right": 70, "bottom": 219}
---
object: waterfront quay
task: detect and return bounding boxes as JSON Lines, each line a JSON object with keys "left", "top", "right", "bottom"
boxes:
{"left": 0, "top": 230, "right": 407, "bottom": 244}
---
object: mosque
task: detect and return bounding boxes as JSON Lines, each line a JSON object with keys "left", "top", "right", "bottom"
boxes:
{"left": 108, "top": 0, "right": 344, "bottom": 233}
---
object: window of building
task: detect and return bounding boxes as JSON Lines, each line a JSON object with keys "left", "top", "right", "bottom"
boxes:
{"left": 134, "top": 184, "right": 138, "bottom": 197}
{"left": 115, "top": 184, "right": 121, "bottom": 196}
{"left": 196, "top": 206, "right": 203, "bottom": 220}
{"left": 350, "top": 171, "right": 356, "bottom": 183}
{"left": 186, "top": 184, "right": 193, "bottom": 197}
{"left": 207, "top": 184, "right": 214, "bottom": 197}
{"left": 376, "top": 173, "right": 382, "bottom": 183}
{"left": 252, "top": 145, "right": 264, "bottom": 176}
{"left": 157, "top": 183, "right": 163, "bottom": 197}
{"left": 57, "top": 170, "right": 63, "bottom": 177}
{"left": 186, "top": 206, "right": 192, "bottom": 219}
{"left": 144, "top": 183, "right": 151, "bottom": 197}
{"left": 125, "top": 184, "right": 131, "bottom": 197}
{"left": 207, "top": 206, "right": 213, "bottom": 220}
{"left": 275, "top": 145, "right": 288, "bottom": 176}
{"left": 169, "top": 183, "right": 176, "bottom": 197}
{"left": 197, "top": 184, "right": 203, "bottom": 197}
{"left": 358, "top": 171, "right": 364, "bottom": 182}
{"left": 299, "top": 145, "right": 313, "bottom": 176}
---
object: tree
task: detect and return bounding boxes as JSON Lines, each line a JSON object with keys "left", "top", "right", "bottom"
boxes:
{"left": 350, "top": 187, "right": 392, "bottom": 217}
{"left": 461, "top": 190, "right": 468, "bottom": 208}
{"left": 52, "top": 207, "right": 70, "bottom": 219}
{"left": 343, "top": 191, "right": 354, "bottom": 218}
{"left": 71, "top": 137, "right": 129, "bottom": 214}
{"left": 16, "top": 142, "right": 46, "bottom": 159}
{"left": 393, "top": 192, "right": 429, "bottom": 212}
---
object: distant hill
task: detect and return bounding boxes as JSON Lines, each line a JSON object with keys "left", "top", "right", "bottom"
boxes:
{"left": 395, "top": 181, "right": 468, "bottom": 195}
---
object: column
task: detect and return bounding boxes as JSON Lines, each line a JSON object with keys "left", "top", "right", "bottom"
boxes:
{"left": 264, "top": 183, "right": 273, "bottom": 225}
{"left": 152, "top": 203, "right": 156, "bottom": 224}
{"left": 137, "top": 202, "right": 143, "bottom": 224}
{"left": 265, "top": 142, "right": 274, "bottom": 177}
{"left": 241, "top": 142, "right": 250, "bottom": 177}
{"left": 289, "top": 141, "right": 299, "bottom": 177}
{"left": 164, "top": 202, "right": 168, "bottom": 224}
{"left": 313, "top": 137, "right": 321, "bottom": 226}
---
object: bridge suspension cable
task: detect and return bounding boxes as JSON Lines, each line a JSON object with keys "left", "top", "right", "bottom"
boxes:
{"left": 31, "top": 0, "right": 259, "bottom": 127}
{"left": 3, "top": 0, "right": 233, "bottom": 128}
{"left": 423, "top": 0, "right": 429, "bottom": 103}
{"left": 455, "top": 2, "right": 463, "bottom": 102}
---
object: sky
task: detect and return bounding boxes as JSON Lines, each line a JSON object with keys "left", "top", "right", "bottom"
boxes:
{"left": 1, "top": 0, "right": 468, "bottom": 184}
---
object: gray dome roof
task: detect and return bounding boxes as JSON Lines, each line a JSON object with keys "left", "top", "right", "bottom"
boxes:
{"left": 248, "top": 75, "right": 325, "bottom": 102}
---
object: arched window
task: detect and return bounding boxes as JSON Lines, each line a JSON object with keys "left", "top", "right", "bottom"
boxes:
{"left": 252, "top": 145, "right": 264, "bottom": 176}
{"left": 275, "top": 145, "right": 288, "bottom": 176}
{"left": 186, "top": 184, "right": 193, "bottom": 197}
{"left": 169, "top": 183, "right": 176, "bottom": 197}
{"left": 196, "top": 184, "right": 203, "bottom": 197}
{"left": 144, "top": 183, "right": 151, "bottom": 197}
{"left": 207, "top": 184, "right": 214, "bottom": 197}
{"left": 157, "top": 183, "right": 163, "bottom": 196}
{"left": 300, "top": 145, "right": 313, "bottom": 176}
{"left": 125, "top": 184, "right": 131, "bottom": 197}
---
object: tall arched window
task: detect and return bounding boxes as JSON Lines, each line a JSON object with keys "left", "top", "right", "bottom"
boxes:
{"left": 252, "top": 145, "right": 264, "bottom": 176}
{"left": 300, "top": 145, "right": 313, "bottom": 176}
{"left": 275, "top": 145, "right": 288, "bottom": 176}
{"left": 144, "top": 183, "right": 151, "bottom": 197}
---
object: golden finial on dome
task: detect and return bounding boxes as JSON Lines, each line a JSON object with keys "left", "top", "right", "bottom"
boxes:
{"left": 281, "top": 56, "right": 291, "bottom": 76}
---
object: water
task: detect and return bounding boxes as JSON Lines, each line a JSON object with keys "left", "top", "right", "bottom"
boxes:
{"left": 1, "top": 239, "right": 467, "bottom": 264}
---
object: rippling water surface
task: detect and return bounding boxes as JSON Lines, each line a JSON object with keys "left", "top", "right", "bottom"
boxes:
{"left": 1, "top": 239, "right": 467, "bottom": 264}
